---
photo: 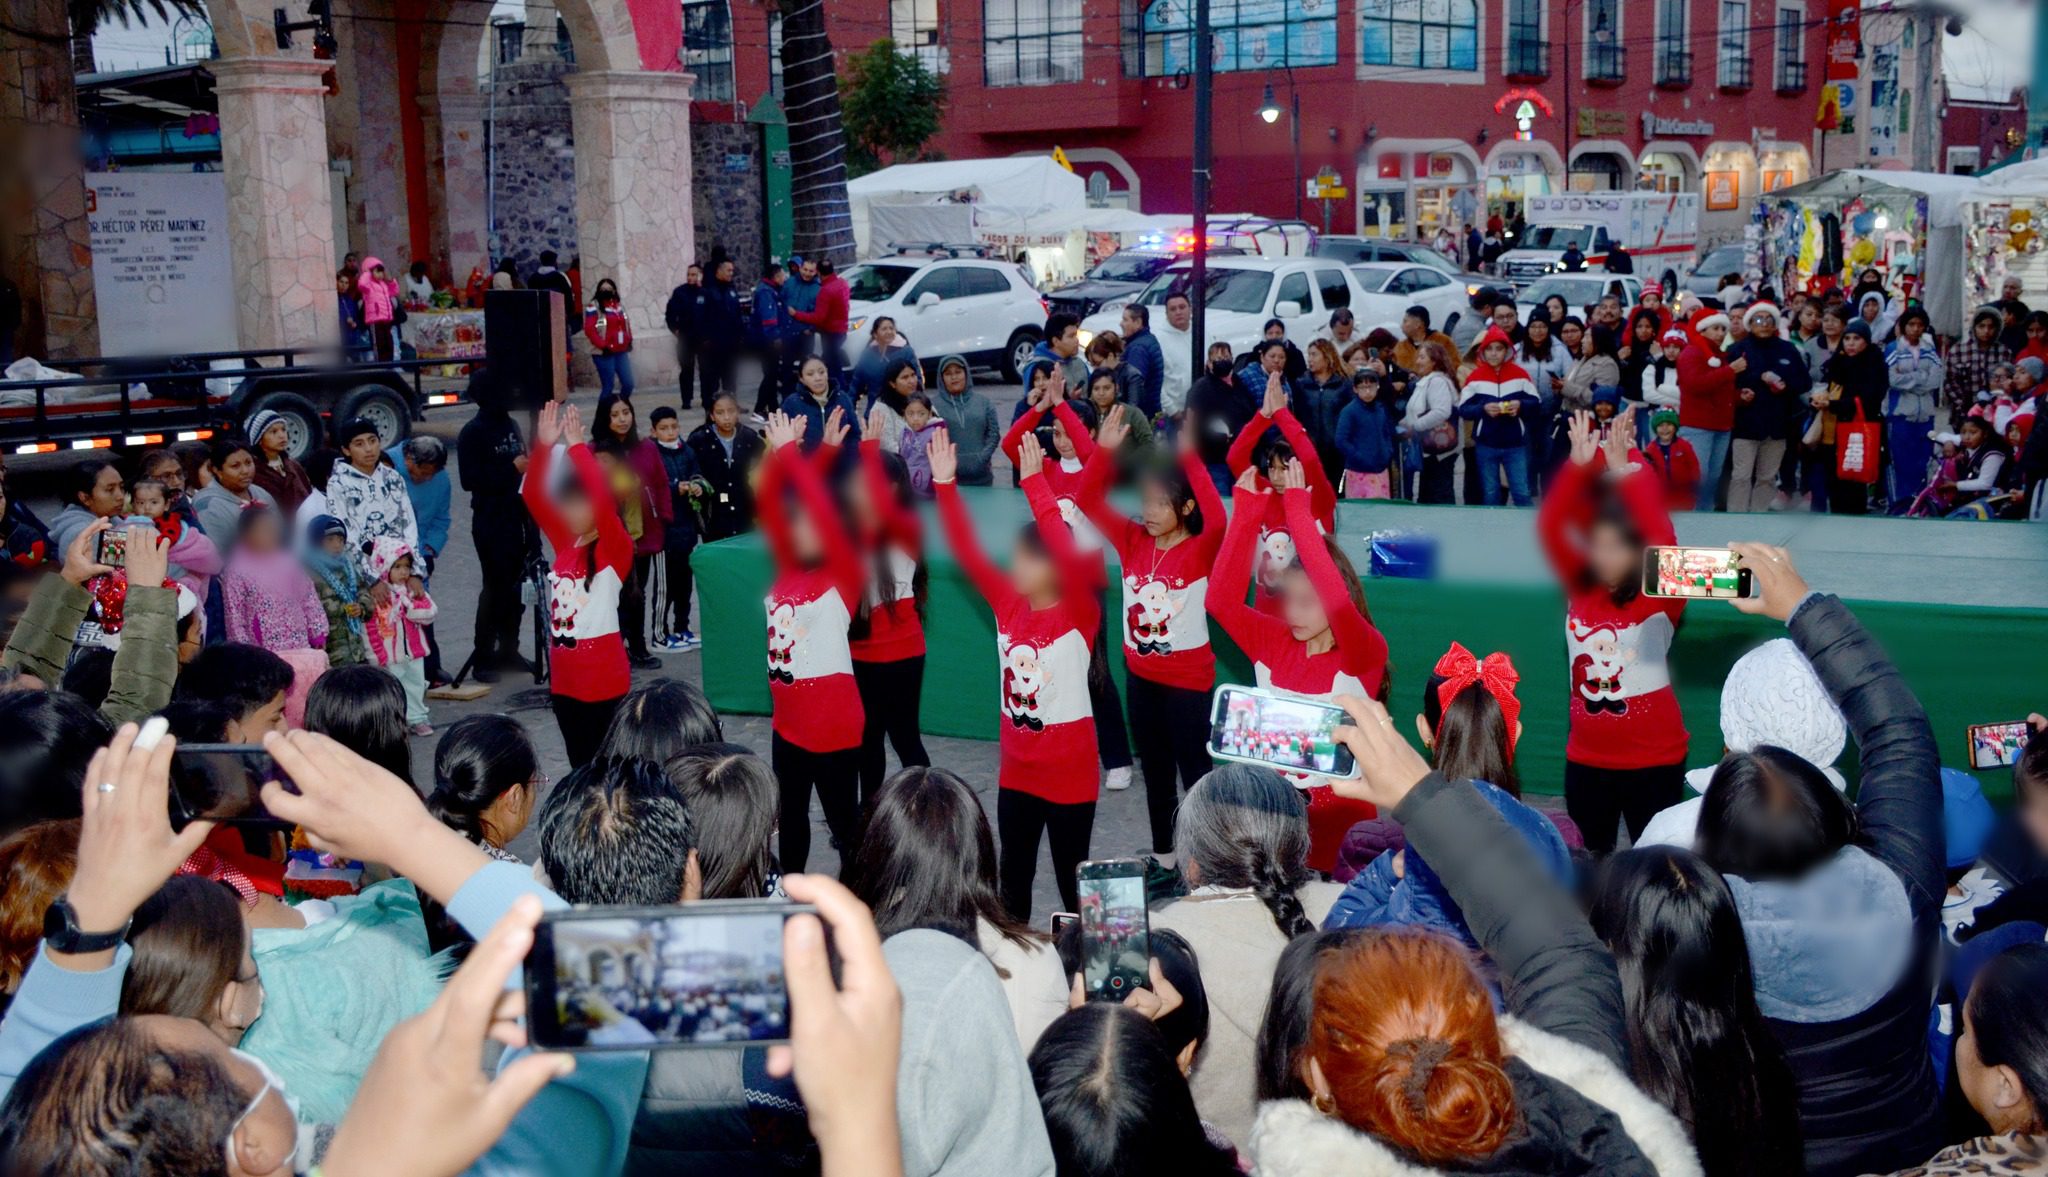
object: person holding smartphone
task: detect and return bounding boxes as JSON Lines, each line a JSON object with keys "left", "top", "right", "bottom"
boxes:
{"left": 1537, "top": 407, "right": 1688, "bottom": 855}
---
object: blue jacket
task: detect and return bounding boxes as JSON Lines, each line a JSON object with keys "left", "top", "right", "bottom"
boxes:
{"left": 850, "top": 339, "right": 919, "bottom": 409}
{"left": 1728, "top": 335, "right": 1813, "bottom": 441}
{"left": 1122, "top": 327, "right": 1166, "bottom": 418}
{"left": 387, "top": 444, "right": 451, "bottom": 559}
{"left": 1336, "top": 396, "right": 1397, "bottom": 475}
{"left": 701, "top": 279, "right": 744, "bottom": 343}
{"left": 780, "top": 388, "right": 863, "bottom": 453}
{"left": 749, "top": 279, "right": 787, "bottom": 345}
{"left": 654, "top": 439, "right": 701, "bottom": 543}
{"left": 783, "top": 272, "right": 820, "bottom": 318}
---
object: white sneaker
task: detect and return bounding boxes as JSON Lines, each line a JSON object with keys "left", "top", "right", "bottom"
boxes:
{"left": 1768, "top": 491, "right": 1792, "bottom": 512}
{"left": 1105, "top": 765, "right": 1133, "bottom": 791}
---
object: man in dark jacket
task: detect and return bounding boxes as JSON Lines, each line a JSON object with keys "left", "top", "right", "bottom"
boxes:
{"left": 750, "top": 263, "right": 790, "bottom": 417}
{"left": 454, "top": 375, "right": 535, "bottom": 681}
{"left": 528, "top": 250, "right": 575, "bottom": 322}
{"left": 1187, "top": 341, "right": 1256, "bottom": 493}
{"left": 700, "top": 259, "right": 744, "bottom": 400}
{"left": 664, "top": 263, "right": 710, "bottom": 411}
{"left": 1725, "top": 301, "right": 1811, "bottom": 512}
{"left": 1119, "top": 303, "right": 1166, "bottom": 419}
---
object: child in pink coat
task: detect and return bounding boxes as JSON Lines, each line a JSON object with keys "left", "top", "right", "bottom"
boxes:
{"left": 365, "top": 535, "right": 438, "bottom": 734}
{"left": 220, "top": 503, "right": 328, "bottom": 725}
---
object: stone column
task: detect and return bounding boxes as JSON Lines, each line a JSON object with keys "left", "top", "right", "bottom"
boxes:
{"left": 420, "top": 92, "right": 491, "bottom": 283}
{"left": 565, "top": 70, "right": 694, "bottom": 386}
{"left": 211, "top": 57, "right": 342, "bottom": 351}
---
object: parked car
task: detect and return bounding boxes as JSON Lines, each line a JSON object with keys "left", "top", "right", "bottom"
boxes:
{"left": 1314, "top": 236, "right": 1502, "bottom": 301}
{"left": 843, "top": 255, "right": 1049, "bottom": 382}
{"left": 1514, "top": 274, "right": 1645, "bottom": 325}
{"left": 1079, "top": 257, "right": 1371, "bottom": 360}
{"left": 1045, "top": 247, "right": 1233, "bottom": 321}
{"left": 1679, "top": 242, "right": 1747, "bottom": 303}
{"left": 1348, "top": 262, "right": 1474, "bottom": 336}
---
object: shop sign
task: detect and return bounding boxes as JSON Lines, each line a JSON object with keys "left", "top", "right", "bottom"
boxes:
{"left": 1576, "top": 108, "right": 1629, "bottom": 138}
{"left": 1824, "top": 0, "right": 1861, "bottom": 82}
{"left": 1642, "top": 112, "right": 1714, "bottom": 138}
{"left": 1704, "top": 171, "right": 1741, "bottom": 211}
{"left": 1491, "top": 152, "right": 1544, "bottom": 175}
{"left": 1762, "top": 169, "right": 1797, "bottom": 193}
{"left": 1426, "top": 153, "right": 1457, "bottom": 178}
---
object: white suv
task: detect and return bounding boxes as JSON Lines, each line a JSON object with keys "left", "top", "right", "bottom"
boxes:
{"left": 1080, "top": 257, "right": 1371, "bottom": 360}
{"left": 842, "top": 255, "right": 1049, "bottom": 383}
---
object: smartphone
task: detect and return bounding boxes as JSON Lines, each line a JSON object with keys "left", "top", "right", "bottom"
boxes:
{"left": 1206, "top": 685, "right": 1361, "bottom": 780}
{"left": 1642, "top": 546, "right": 1754, "bottom": 600}
{"left": 168, "top": 745, "right": 295, "bottom": 828}
{"left": 525, "top": 901, "right": 808, "bottom": 1051}
{"left": 1967, "top": 722, "right": 2033, "bottom": 770}
{"left": 1050, "top": 912, "right": 1079, "bottom": 938}
{"left": 1077, "top": 859, "right": 1149, "bottom": 1002}
{"left": 96, "top": 527, "right": 128, "bottom": 569}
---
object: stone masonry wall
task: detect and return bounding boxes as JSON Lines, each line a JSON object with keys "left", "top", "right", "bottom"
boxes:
{"left": 690, "top": 120, "right": 763, "bottom": 281}
{"left": 488, "top": 56, "right": 578, "bottom": 276}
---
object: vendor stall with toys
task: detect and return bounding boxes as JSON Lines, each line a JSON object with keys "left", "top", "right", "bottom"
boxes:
{"left": 1759, "top": 169, "right": 1978, "bottom": 335}
{"left": 1961, "top": 160, "right": 2048, "bottom": 315}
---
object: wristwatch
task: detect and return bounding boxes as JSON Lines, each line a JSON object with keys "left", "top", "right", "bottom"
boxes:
{"left": 42, "top": 895, "right": 130, "bottom": 954}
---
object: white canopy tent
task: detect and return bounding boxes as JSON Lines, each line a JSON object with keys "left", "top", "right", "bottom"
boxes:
{"left": 849, "top": 158, "right": 1089, "bottom": 257}
{"left": 1768, "top": 169, "right": 1982, "bottom": 334}
{"left": 1959, "top": 159, "right": 2048, "bottom": 319}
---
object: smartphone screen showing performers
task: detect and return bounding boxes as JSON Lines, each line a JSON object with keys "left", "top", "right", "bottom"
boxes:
{"left": 1206, "top": 685, "right": 1361, "bottom": 779}
{"left": 1077, "top": 859, "right": 1149, "bottom": 1002}
{"left": 525, "top": 901, "right": 804, "bottom": 1050}
{"left": 1642, "top": 546, "right": 1754, "bottom": 599}
{"left": 1967, "top": 722, "right": 2032, "bottom": 770}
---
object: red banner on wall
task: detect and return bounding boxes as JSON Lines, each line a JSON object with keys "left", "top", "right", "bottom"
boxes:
{"left": 1824, "top": 0, "right": 1861, "bottom": 82}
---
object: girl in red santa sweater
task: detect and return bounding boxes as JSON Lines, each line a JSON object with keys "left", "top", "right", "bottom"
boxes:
{"left": 1079, "top": 405, "right": 1228, "bottom": 863}
{"left": 1225, "top": 371, "right": 1340, "bottom": 613}
{"left": 1536, "top": 406, "right": 1690, "bottom": 853}
{"left": 1209, "top": 458, "right": 1389, "bottom": 873}
{"left": 757, "top": 409, "right": 868, "bottom": 873}
{"left": 932, "top": 428, "right": 1101, "bottom": 919}
{"left": 524, "top": 401, "right": 634, "bottom": 768}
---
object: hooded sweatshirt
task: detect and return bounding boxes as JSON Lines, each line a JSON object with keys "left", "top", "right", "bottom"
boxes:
{"left": 326, "top": 457, "right": 418, "bottom": 575}
{"left": 1677, "top": 313, "right": 1739, "bottom": 432}
{"left": 357, "top": 258, "right": 397, "bottom": 325}
{"left": 1457, "top": 327, "right": 1541, "bottom": 448}
{"left": 930, "top": 357, "right": 1000, "bottom": 486}
{"left": 883, "top": 929, "right": 1056, "bottom": 1177}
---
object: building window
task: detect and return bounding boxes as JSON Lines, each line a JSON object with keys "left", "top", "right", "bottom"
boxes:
{"left": 1361, "top": 0, "right": 1480, "bottom": 75}
{"left": 1653, "top": 0, "right": 1690, "bottom": 86}
{"left": 1504, "top": 0, "right": 1546, "bottom": 77}
{"left": 1583, "top": 0, "right": 1622, "bottom": 80}
{"left": 1774, "top": 4, "right": 1808, "bottom": 92}
{"left": 1134, "top": 0, "right": 1338, "bottom": 77}
{"left": 892, "top": 0, "right": 948, "bottom": 73}
{"left": 1717, "top": 0, "right": 1750, "bottom": 88}
{"left": 682, "top": 0, "right": 735, "bottom": 102}
{"left": 984, "top": 0, "right": 1083, "bottom": 87}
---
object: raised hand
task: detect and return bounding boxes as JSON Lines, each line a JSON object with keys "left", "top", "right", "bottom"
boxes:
{"left": 1235, "top": 465, "right": 1263, "bottom": 495}
{"left": 533, "top": 400, "right": 562, "bottom": 448}
{"left": 1096, "top": 404, "right": 1131, "bottom": 452}
{"left": 60, "top": 517, "right": 115, "bottom": 587}
{"left": 822, "top": 405, "right": 850, "bottom": 449}
{"left": 1277, "top": 457, "right": 1308, "bottom": 492}
{"left": 1601, "top": 406, "right": 1635, "bottom": 469}
{"left": 559, "top": 402, "right": 586, "bottom": 445}
{"left": 1567, "top": 410, "right": 1600, "bottom": 467}
{"left": 865, "top": 403, "right": 891, "bottom": 442}
{"left": 122, "top": 525, "right": 169, "bottom": 588}
{"left": 1017, "top": 431, "right": 1047, "bottom": 481}
{"left": 763, "top": 410, "right": 800, "bottom": 452}
{"left": 1326, "top": 694, "right": 1434, "bottom": 811}
{"left": 1726, "top": 542, "right": 1809, "bottom": 621}
{"left": 1262, "top": 370, "right": 1287, "bottom": 418}
{"left": 1048, "top": 365, "right": 1068, "bottom": 402}
{"left": 927, "top": 431, "right": 958, "bottom": 484}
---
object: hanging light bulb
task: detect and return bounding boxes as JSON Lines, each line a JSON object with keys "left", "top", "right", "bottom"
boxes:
{"left": 1259, "top": 81, "right": 1281, "bottom": 124}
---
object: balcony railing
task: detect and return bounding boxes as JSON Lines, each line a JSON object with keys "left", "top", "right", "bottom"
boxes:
{"left": 1505, "top": 35, "right": 1550, "bottom": 80}
{"left": 1718, "top": 54, "right": 1752, "bottom": 91}
{"left": 1775, "top": 58, "right": 1809, "bottom": 94}
{"left": 1585, "top": 42, "right": 1625, "bottom": 83}
{"left": 1654, "top": 43, "right": 1692, "bottom": 87}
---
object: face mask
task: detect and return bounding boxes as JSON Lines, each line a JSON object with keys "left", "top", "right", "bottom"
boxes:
{"left": 1208, "top": 360, "right": 1233, "bottom": 379}
{"left": 223, "top": 1048, "right": 308, "bottom": 1173}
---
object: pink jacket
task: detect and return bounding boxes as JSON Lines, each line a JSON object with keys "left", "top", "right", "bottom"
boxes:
{"left": 222, "top": 548, "right": 328, "bottom": 652}
{"left": 164, "top": 521, "right": 222, "bottom": 607}
{"left": 358, "top": 257, "right": 398, "bottom": 325}
{"left": 365, "top": 537, "right": 437, "bottom": 664}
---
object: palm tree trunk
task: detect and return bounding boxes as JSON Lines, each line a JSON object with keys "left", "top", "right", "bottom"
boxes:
{"left": 777, "top": 0, "right": 853, "bottom": 265}
{"left": 0, "top": 0, "right": 99, "bottom": 359}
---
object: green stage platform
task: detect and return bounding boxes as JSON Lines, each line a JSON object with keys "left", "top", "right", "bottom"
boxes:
{"left": 695, "top": 492, "right": 2048, "bottom": 801}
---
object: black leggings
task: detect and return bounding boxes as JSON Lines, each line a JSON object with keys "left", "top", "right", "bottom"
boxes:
{"left": 772, "top": 733, "right": 862, "bottom": 875}
{"left": 853, "top": 656, "right": 930, "bottom": 808}
{"left": 1090, "top": 593, "right": 1132, "bottom": 771}
{"left": 1127, "top": 673, "right": 1214, "bottom": 854}
{"left": 552, "top": 693, "right": 623, "bottom": 770}
{"left": 662, "top": 536, "right": 697, "bottom": 634}
{"left": 620, "top": 552, "right": 656, "bottom": 658}
{"left": 997, "top": 789, "right": 1095, "bottom": 921}
{"left": 1564, "top": 758, "right": 1688, "bottom": 855}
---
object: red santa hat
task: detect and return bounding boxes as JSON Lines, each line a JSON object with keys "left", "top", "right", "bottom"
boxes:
{"left": 1690, "top": 308, "right": 1731, "bottom": 336}
{"left": 1744, "top": 301, "right": 1784, "bottom": 330}
{"left": 1640, "top": 281, "right": 1664, "bottom": 298}
{"left": 1660, "top": 327, "right": 1690, "bottom": 345}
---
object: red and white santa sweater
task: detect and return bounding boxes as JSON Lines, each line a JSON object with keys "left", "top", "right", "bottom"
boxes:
{"left": 937, "top": 473, "right": 1100, "bottom": 805}
{"left": 1210, "top": 484, "right": 1389, "bottom": 870}
{"left": 524, "top": 441, "right": 632, "bottom": 704}
{"left": 1002, "top": 400, "right": 1109, "bottom": 589}
{"left": 824, "top": 439, "right": 926, "bottom": 665}
{"left": 1225, "top": 406, "right": 1339, "bottom": 614}
{"left": 759, "top": 443, "right": 866, "bottom": 753}
{"left": 1537, "top": 452, "right": 1690, "bottom": 770}
{"left": 1079, "top": 446, "right": 1228, "bottom": 692}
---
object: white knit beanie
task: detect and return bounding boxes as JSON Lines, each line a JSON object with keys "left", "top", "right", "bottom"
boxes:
{"left": 1686, "top": 638, "right": 1848, "bottom": 795}
{"left": 246, "top": 409, "right": 285, "bottom": 446}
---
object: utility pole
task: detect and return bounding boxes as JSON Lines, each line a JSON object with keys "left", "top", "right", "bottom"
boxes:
{"left": 1190, "top": 0, "right": 1212, "bottom": 375}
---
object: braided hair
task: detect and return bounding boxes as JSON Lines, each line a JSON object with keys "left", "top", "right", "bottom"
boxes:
{"left": 1174, "top": 763, "right": 1315, "bottom": 939}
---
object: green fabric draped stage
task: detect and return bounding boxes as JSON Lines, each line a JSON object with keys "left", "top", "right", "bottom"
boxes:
{"left": 693, "top": 490, "right": 2048, "bottom": 802}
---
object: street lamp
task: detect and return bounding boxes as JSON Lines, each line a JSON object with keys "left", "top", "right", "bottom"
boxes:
{"left": 1257, "top": 68, "right": 1302, "bottom": 218}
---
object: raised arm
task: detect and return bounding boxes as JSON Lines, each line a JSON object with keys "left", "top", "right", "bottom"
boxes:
{"left": 999, "top": 400, "right": 1045, "bottom": 468}
{"left": 1023, "top": 466, "right": 1101, "bottom": 639}
{"left": 1184, "top": 445, "right": 1230, "bottom": 560}
{"left": 1225, "top": 410, "right": 1267, "bottom": 479}
{"left": 933, "top": 481, "right": 1009, "bottom": 607}
{"left": 1268, "top": 405, "right": 1336, "bottom": 527}
{"left": 571, "top": 443, "right": 634, "bottom": 580}
{"left": 1049, "top": 400, "right": 1099, "bottom": 466}
{"left": 1282, "top": 482, "right": 1385, "bottom": 670}
{"left": 1536, "top": 412, "right": 1600, "bottom": 586}
{"left": 1075, "top": 442, "right": 1143, "bottom": 558}
{"left": 520, "top": 432, "right": 573, "bottom": 553}
{"left": 1207, "top": 476, "right": 1288, "bottom": 654}
{"left": 861, "top": 437, "right": 922, "bottom": 550}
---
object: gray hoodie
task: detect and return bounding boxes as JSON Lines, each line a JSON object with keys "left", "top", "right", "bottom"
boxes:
{"left": 930, "top": 356, "right": 1000, "bottom": 486}
{"left": 884, "top": 929, "right": 1055, "bottom": 1177}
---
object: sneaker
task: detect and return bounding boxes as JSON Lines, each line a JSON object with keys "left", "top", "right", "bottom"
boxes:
{"left": 1143, "top": 856, "right": 1186, "bottom": 904}
{"left": 630, "top": 653, "right": 662, "bottom": 671}
{"left": 1105, "top": 765, "right": 1133, "bottom": 791}
{"left": 1768, "top": 491, "right": 1792, "bottom": 512}
{"left": 676, "top": 630, "right": 702, "bottom": 651}
{"left": 409, "top": 722, "right": 434, "bottom": 737}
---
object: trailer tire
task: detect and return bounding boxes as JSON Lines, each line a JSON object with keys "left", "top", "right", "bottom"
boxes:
{"left": 336, "top": 385, "right": 411, "bottom": 449}
{"left": 242, "top": 393, "right": 323, "bottom": 462}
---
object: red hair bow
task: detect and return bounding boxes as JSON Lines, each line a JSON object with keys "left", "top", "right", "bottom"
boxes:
{"left": 1432, "top": 642, "right": 1522, "bottom": 757}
